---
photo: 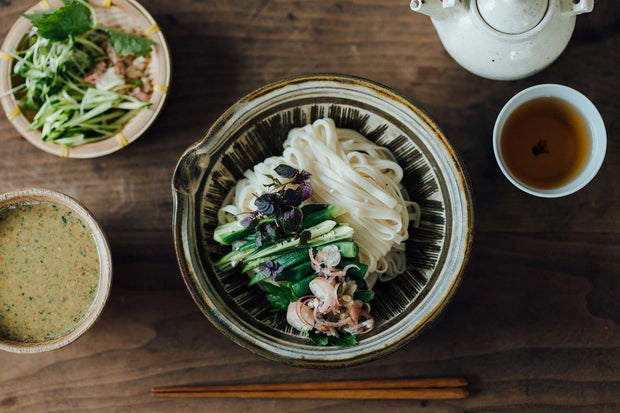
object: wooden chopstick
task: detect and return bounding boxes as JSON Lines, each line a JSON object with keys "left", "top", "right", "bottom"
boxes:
{"left": 153, "top": 377, "right": 467, "bottom": 393}
{"left": 152, "top": 378, "right": 469, "bottom": 400}
{"left": 152, "top": 388, "right": 468, "bottom": 400}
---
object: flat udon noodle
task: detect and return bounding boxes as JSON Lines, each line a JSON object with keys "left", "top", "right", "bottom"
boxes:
{"left": 218, "top": 118, "right": 417, "bottom": 289}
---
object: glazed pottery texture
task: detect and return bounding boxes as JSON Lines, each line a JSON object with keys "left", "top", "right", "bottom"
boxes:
{"left": 412, "top": 0, "right": 594, "bottom": 80}
{"left": 172, "top": 74, "right": 473, "bottom": 367}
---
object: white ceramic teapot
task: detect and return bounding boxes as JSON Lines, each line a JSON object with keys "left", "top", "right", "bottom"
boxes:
{"left": 411, "top": 0, "right": 594, "bottom": 80}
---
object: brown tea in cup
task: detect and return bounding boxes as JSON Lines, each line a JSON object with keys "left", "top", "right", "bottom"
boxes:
{"left": 500, "top": 97, "right": 591, "bottom": 190}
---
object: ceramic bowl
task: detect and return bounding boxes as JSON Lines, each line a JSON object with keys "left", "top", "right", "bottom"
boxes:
{"left": 0, "top": 0, "right": 171, "bottom": 158}
{"left": 493, "top": 84, "right": 607, "bottom": 197}
{"left": 0, "top": 188, "right": 112, "bottom": 353}
{"left": 172, "top": 74, "right": 473, "bottom": 368}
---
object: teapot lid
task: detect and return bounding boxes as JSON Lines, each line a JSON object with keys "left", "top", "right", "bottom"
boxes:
{"left": 477, "top": 0, "right": 548, "bottom": 34}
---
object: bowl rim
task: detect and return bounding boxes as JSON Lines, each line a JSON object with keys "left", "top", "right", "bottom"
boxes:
{"left": 0, "top": 188, "right": 113, "bottom": 353}
{"left": 172, "top": 73, "right": 474, "bottom": 368}
{"left": 0, "top": 0, "right": 172, "bottom": 159}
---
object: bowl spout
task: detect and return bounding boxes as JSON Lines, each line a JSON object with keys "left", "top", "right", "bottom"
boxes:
{"left": 172, "top": 145, "right": 211, "bottom": 196}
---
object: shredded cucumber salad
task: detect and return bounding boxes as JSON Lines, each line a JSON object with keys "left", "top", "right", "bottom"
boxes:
{"left": 4, "top": 0, "right": 155, "bottom": 147}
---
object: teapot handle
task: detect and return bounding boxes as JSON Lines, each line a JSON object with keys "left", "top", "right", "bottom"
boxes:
{"left": 561, "top": 0, "right": 594, "bottom": 16}
{"left": 410, "top": 0, "right": 467, "bottom": 20}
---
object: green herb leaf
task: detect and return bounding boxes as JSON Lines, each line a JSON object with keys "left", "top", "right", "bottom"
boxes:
{"left": 240, "top": 211, "right": 259, "bottom": 228}
{"left": 281, "top": 207, "right": 303, "bottom": 234}
{"left": 297, "top": 180, "right": 313, "bottom": 200}
{"left": 308, "top": 329, "right": 329, "bottom": 346}
{"left": 329, "top": 332, "right": 357, "bottom": 347}
{"left": 101, "top": 28, "right": 154, "bottom": 57}
{"left": 265, "top": 292, "right": 294, "bottom": 312}
{"left": 261, "top": 281, "right": 297, "bottom": 312}
{"left": 308, "top": 330, "right": 358, "bottom": 347}
{"left": 24, "top": 0, "right": 93, "bottom": 41}
{"left": 250, "top": 261, "right": 283, "bottom": 286}
{"left": 283, "top": 188, "right": 303, "bottom": 208}
{"left": 262, "top": 174, "right": 282, "bottom": 188}
{"left": 255, "top": 193, "right": 280, "bottom": 215}
{"left": 274, "top": 164, "right": 298, "bottom": 179}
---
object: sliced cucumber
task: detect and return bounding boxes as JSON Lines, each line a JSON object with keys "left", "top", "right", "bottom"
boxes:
{"left": 237, "top": 240, "right": 259, "bottom": 251}
{"left": 353, "top": 289, "right": 373, "bottom": 302}
{"left": 276, "top": 261, "right": 314, "bottom": 282}
{"left": 214, "top": 248, "right": 254, "bottom": 271}
{"left": 236, "top": 236, "right": 275, "bottom": 252}
{"left": 248, "top": 269, "right": 269, "bottom": 286}
{"left": 306, "top": 224, "right": 355, "bottom": 248}
{"left": 300, "top": 204, "right": 328, "bottom": 214}
{"left": 290, "top": 275, "right": 316, "bottom": 297}
{"left": 339, "top": 259, "right": 368, "bottom": 279}
{"left": 213, "top": 220, "right": 256, "bottom": 245}
{"left": 302, "top": 204, "right": 347, "bottom": 228}
{"left": 245, "top": 220, "right": 338, "bottom": 261}
{"left": 248, "top": 259, "right": 314, "bottom": 286}
{"left": 349, "top": 276, "right": 367, "bottom": 289}
{"left": 243, "top": 225, "right": 354, "bottom": 273}
{"left": 247, "top": 242, "right": 356, "bottom": 284}
{"left": 221, "top": 204, "right": 342, "bottom": 247}
{"left": 242, "top": 253, "right": 281, "bottom": 274}
{"left": 244, "top": 248, "right": 310, "bottom": 275}
{"left": 329, "top": 241, "right": 358, "bottom": 258}
{"left": 273, "top": 249, "right": 311, "bottom": 270}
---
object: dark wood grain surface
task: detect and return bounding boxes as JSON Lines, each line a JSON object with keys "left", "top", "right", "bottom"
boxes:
{"left": 1, "top": 1, "right": 619, "bottom": 412}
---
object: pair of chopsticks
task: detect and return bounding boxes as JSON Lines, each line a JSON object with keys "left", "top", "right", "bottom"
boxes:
{"left": 152, "top": 377, "right": 468, "bottom": 400}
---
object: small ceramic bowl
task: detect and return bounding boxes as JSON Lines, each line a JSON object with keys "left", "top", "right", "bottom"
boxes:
{"left": 0, "top": 188, "right": 112, "bottom": 353}
{"left": 0, "top": 0, "right": 172, "bottom": 158}
{"left": 493, "top": 84, "right": 607, "bottom": 197}
{"left": 172, "top": 74, "right": 474, "bottom": 368}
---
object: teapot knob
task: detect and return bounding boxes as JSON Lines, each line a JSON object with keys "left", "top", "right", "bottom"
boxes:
{"left": 477, "top": 0, "right": 548, "bottom": 35}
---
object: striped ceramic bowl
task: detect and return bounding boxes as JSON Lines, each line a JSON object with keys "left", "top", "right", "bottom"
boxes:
{"left": 0, "top": 0, "right": 171, "bottom": 158}
{"left": 172, "top": 74, "right": 473, "bottom": 368}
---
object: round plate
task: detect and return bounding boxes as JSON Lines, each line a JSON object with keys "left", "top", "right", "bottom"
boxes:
{"left": 0, "top": 0, "right": 171, "bottom": 158}
{"left": 172, "top": 74, "right": 473, "bottom": 368}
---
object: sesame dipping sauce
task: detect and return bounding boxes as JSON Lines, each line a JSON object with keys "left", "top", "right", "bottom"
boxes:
{"left": 0, "top": 202, "right": 100, "bottom": 343}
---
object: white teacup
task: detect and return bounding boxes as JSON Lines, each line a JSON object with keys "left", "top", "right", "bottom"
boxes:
{"left": 493, "top": 84, "right": 607, "bottom": 198}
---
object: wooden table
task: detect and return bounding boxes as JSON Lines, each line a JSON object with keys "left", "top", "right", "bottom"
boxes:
{"left": 1, "top": 1, "right": 618, "bottom": 411}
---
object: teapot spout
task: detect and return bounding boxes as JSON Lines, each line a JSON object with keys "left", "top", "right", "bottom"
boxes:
{"left": 561, "top": 0, "right": 594, "bottom": 15}
{"left": 410, "top": 0, "right": 464, "bottom": 20}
